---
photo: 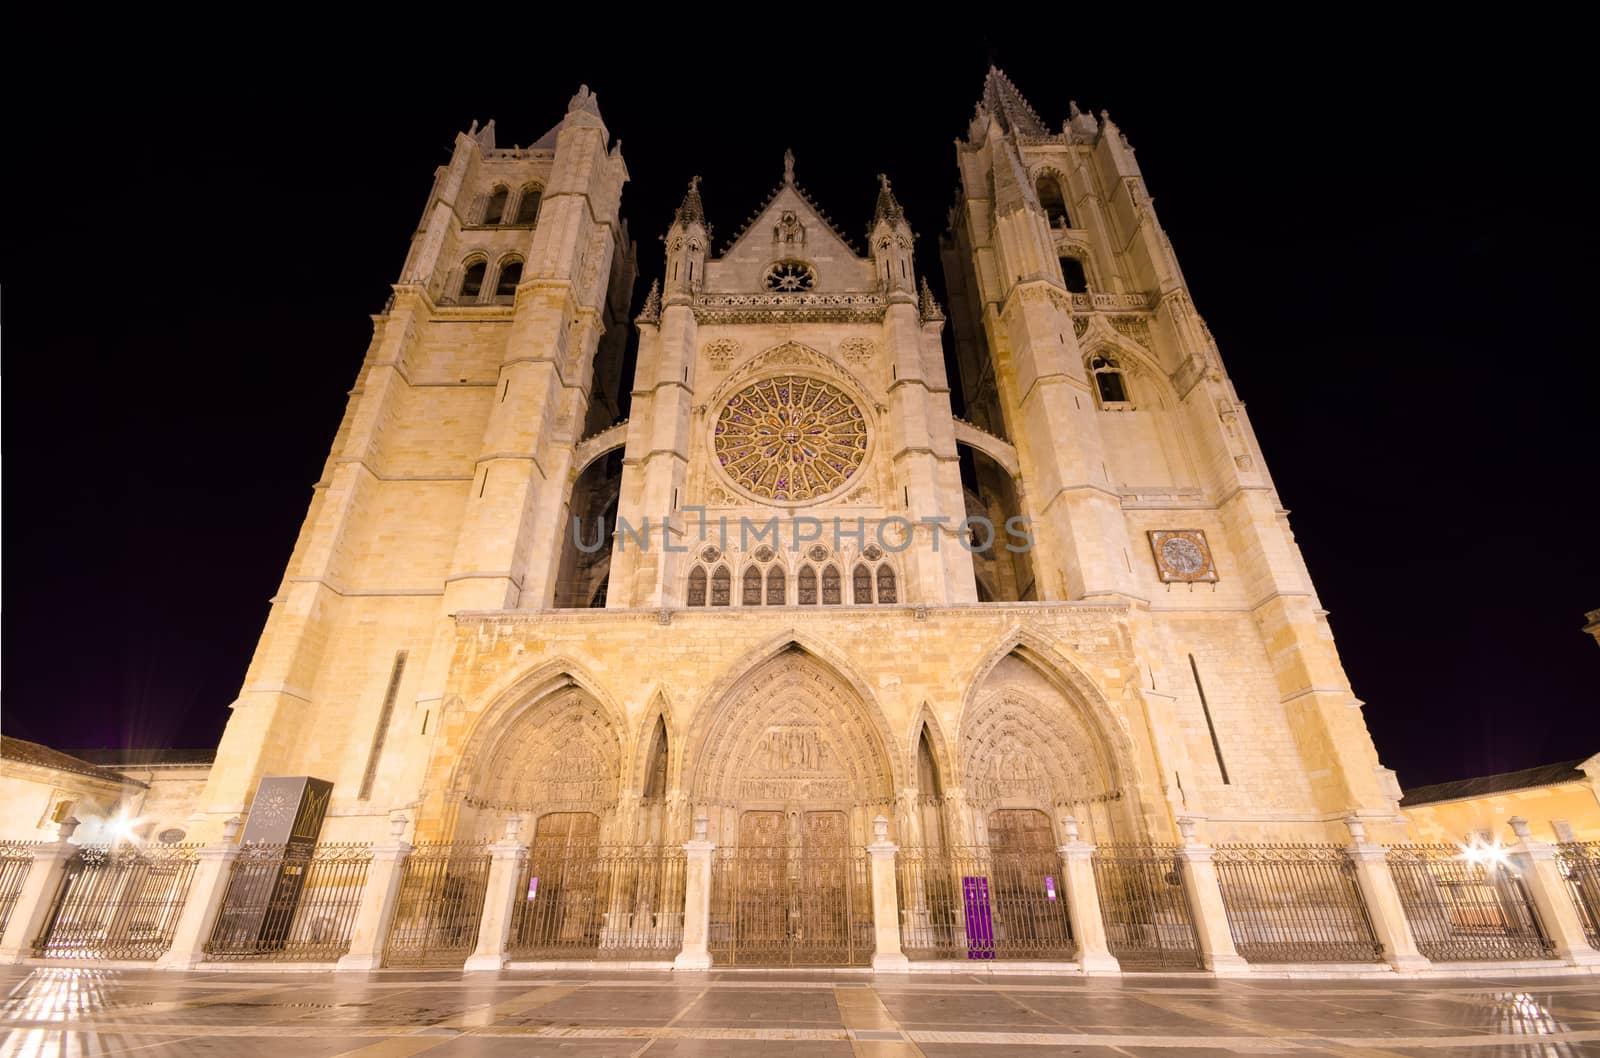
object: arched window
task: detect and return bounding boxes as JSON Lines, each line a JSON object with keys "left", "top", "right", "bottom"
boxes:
{"left": 876, "top": 565, "right": 897, "bottom": 603}
{"left": 515, "top": 186, "right": 542, "bottom": 225}
{"left": 460, "top": 259, "right": 487, "bottom": 299}
{"left": 765, "top": 566, "right": 785, "bottom": 605}
{"left": 1090, "top": 355, "right": 1129, "bottom": 405}
{"left": 483, "top": 186, "right": 509, "bottom": 225}
{"left": 710, "top": 566, "right": 731, "bottom": 606}
{"left": 821, "top": 565, "right": 842, "bottom": 605}
{"left": 853, "top": 563, "right": 873, "bottom": 604}
{"left": 1060, "top": 256, "right": 1089, "bottom": 294}
{"left": 1036, "top": 175, "right": 1071, "bottom": 227}
{"left": 687, "top": 567, "right": 707, "bottom": 606}
{"left": 742, "top": 566, "right": 762, "bottom": 605}
{"left": 798, "top": 567, "right": 817, "bottom": 605}
{"left": 495, "top": 259, "right": 522, "bottom": 297}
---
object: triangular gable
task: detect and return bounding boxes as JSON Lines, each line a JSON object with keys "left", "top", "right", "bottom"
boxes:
{"left": 708, "top": 182, "right": 871, "bottom": 294}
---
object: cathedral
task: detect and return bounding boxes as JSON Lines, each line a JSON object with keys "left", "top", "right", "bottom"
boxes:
{"left": 191, "top": 69, "right": 1405, "bottom": 866}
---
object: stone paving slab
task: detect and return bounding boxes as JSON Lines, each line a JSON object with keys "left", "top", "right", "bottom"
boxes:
{"left": 3, "top": 967, "right": 1600, "bottom": 1057}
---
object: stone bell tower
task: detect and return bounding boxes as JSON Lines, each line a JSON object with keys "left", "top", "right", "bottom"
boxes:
{"left": 195, "top": 86, "right": 636, "bottom": 831}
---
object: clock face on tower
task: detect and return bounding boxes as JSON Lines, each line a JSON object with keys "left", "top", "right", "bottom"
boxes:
{"left": 712, "top": 375, "right": 868, "bottom": 504}
{"left": 1148, "top": 530, "right": 1219, "bottom": 583}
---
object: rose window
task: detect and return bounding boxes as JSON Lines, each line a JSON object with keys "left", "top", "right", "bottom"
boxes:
{"left": 762, "top": 260, "right": 816, "bottom": 292}
{"left": 713, "top": 376, "right": 868, "bottom": 502}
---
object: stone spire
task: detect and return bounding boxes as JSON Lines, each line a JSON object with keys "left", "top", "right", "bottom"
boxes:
{"left": 874, "top": 173, "right": 905, "bottom": 227}
{"left": 674, "top": 175, "right": 706, "bottom": 227}
{"left": 981, "top": 66, "right": 1048, "bottom": 136}
{"left": 636, "top": 278, "right": 661, "bottom": 324}
{"left": 919, "top": 276, "right": 944, "bottom": 322}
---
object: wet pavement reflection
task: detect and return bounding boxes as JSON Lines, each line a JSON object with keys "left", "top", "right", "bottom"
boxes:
{"left": 2, "top": 966, "right": 1599, "bottom": 1056}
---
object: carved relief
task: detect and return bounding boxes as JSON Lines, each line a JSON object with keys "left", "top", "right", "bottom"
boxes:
{"left": 704, "top": 337, "right": 741, "bottom": 369}
{"left": 839, "top": 337, "right": 876, "bottom": 363}
{"left": 463, "top": 690, "right": 621, "bottom": 812}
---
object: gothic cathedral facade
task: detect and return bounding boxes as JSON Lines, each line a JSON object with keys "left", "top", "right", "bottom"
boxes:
{"left": 193, "top": 71, "right": 1405, "bottom": 859}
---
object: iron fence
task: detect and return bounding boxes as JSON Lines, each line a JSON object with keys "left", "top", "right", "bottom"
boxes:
{"left": 1212, "top": 844, "right": 1382, "bottom": 963}
{"left": 1091, "top": 844, "right": 1202, "bottom": 970}
{"left": 0, "top": 842, "right": 40, "bottom": 938}
{"left": 509, "top": 845, "right": 685, "bottom": 961}
{"left": 711, "top": 846, "right": 872, "bottom": 966}
{"left": 1556, "top": 841, "right": 1600, "bottom": 951}
{"left": 1386, "top": 844, "right": 1553, "bottom": 961}
{"left": 33, "top": 843, "right": 200, "bottom": 960}
{"left": 895, "top": 846, "right": 1073, "bottom": 961}
{"left": 383, "top": 842, "right": 492, "bottom": 967}
{"left": 205, "top": 843, "right": 372, "bottom": 962}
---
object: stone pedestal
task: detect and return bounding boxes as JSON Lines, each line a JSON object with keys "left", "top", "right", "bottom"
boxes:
{"left": 0, "top": 831, "right": 77, "bottom": 964}
{"left": 1058, "top": 818, "right": 1118, "bottom": 974}
{"left": 1342, "top": 817, "right": 1429, "bottom": 972}
{"left": 465, "top": 821, "right": 526, "bottom": 971}
{"left": 157, "top": 816, "right": 243, "bottom": 970}
{"left": 1506, "top": 817, "right": 1600, "bottom": 967}
{"left": 1174, "top": 830, "right": 1250, "bottom": 976}
{"left": 867, "top": 816, "right": 909, "bottom": 972}
{"left": 336, "top": 818, "right": 413, "bottom": 971}
{"left": 674, "top": 817, "right": 715, "bottom": 970}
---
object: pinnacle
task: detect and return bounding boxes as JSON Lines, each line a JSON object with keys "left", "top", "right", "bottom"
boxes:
{"left": 674, "top": 175, "right": 705, "bottom": 227}
{"left": 874, "top": 173, "right": 905, "bottom": 227}
{"left": 982, "top": 66, "right": 1048, "bottom": 136}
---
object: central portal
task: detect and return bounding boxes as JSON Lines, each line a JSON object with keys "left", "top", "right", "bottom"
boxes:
{"left": 693, "top": 646, "right": 894, "bottom": 965}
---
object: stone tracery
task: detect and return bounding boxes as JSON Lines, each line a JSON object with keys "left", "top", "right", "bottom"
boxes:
{"left": 712, "top": 375, "right": 868, "bottom": 502}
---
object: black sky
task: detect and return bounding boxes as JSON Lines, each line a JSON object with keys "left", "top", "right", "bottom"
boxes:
{"left": 2, "top": 33, "right": 1595, "bottom": 788}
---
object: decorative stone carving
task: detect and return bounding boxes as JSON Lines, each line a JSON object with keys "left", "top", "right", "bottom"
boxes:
{"left": 713, "top": 376, "right": 868, "bottom": 503}
{"left": 1147, "top": 529, "right": 1218, "bottom": 583}
{"left": 839, "top": 337, "right": 876, "bottom": 363}
{"left": 705, "top": 338, "right": 740, "bottom": 369}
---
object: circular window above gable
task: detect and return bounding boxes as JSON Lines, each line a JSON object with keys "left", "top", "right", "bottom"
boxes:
{"left": 713, "top": 375, "right": 868, "bottom": 503}
{"left": 763, "top": 260, "right": 816, "bottom": 292}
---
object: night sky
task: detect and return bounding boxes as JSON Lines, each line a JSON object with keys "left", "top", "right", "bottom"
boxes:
{"left": 2, "top": 37, "right": 1595, "bottom": 789}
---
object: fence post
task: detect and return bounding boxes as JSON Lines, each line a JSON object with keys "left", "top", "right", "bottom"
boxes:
{"left": 0, "top": 819, "right": 79, "bottom": 964}
{"left": 674, "top": 815, "right": 715, "bottom": 970}
{"left": 1505, "top": 817, "right": 1600, "bottom": 966}
{"left": 465, "top": 816, "right": 525, "bottom": 971}
{"left": 867, "top": 815, "right": 908, "bottom": 971}
{"left": 1057, "top": 816, "right": 1118, "bottom": 973}
{"left": 1341, "top": 816, "right": 1430, "bottom": 972}
{"left": 155, "top": 816, "right": 243, "bottom": 970}
{"left": 1174, "top": 818, "right": 1250, "bottom": 976}
{"left": 336, "top": 815, "right": 413, "bottom": 971}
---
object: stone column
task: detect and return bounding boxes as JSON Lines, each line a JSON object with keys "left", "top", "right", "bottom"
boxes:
{"left": 1057, "top": 816, "right": 1118, "bottom": 974}
{"left": 0, "top": 819, "right": 79, "bottom": 964}
{"left": 674, "top": 816, "right": 715, "bottom": 970}
{"left": 465, "top": 816, "right": 525, "bottom": 971}
{"left": 1341, "top": 816, "right": 1430, "bottom": 972}
{"left": 336, "top": 815, "right": 414, "bottom": 971}
{"left": 867, "top": 816, "right": 909, "bottom": 971}
{"left": 156, "top": 816, "right": 243, "bottom": 970}
{"left": 1505, "top": 816, "right": 1600, "bottom": 967}
{"left": 1174, "top": 818, "right": 1250, "bottom": 976}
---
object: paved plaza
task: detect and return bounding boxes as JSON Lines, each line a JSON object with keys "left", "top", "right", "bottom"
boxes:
{"left": 3, "top": 968, "right": 1600, "bottom": 1057}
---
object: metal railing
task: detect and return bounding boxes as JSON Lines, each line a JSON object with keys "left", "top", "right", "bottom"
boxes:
{"left": 33, "top": 843, "right": 200, "bottom": 960}
{"left": 508, "top": 845, "right": 686, "bottom": 961}
{"left": 895, "top": 846, "right": 1073, "bottom": 961}
{"left": 712, "top": 846, "right": 872, "bottom": 966}
{"left": 383, "top": 842, "right": 492, "bottom": 967}
{"left": 1091, "top": 844, "right": 1202, "bottom": 970}
{"left": 1213, "top": 845, "right": 1382, "bottom": 963}
{"left": 0, "top": 842, "right": 39, "bottom": 938}
{"left": 1386, "top": 844, "right": 1553, "bottom": 961}
{"left": 205, "top": 843, "right": 372, "bottom": 962}
{"left": 1556, "top": 840, "right": 1600, "bottom": 950}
